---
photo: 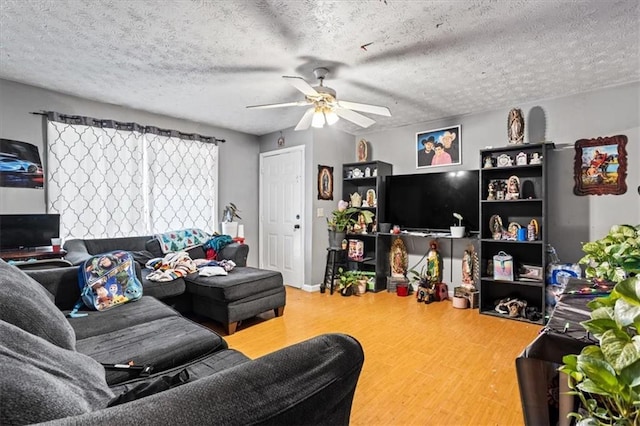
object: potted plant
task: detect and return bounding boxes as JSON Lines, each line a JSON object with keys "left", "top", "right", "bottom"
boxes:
{"left": 558, "top": 224, "right": 640, "bottom": 425}
{"left": 221, "top": 202, "right": 242, "bottom": 237}
{"left": 327, "top": 200, "right": 373, "bottom": 248}
{"left": 337, "top": 268, "right": 358, "bottom": 297}
{"left": 578, "top": 224, "right": 640, "bottom": 283}
{"left": 409, "top": 265, "right": 433, "bottom": 302}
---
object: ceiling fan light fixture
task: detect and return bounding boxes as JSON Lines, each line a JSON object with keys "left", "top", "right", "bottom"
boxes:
{"left": 311, "top": 108, "right": 326, "bottom": 128}
{"left": 324, "top": 109, "right": 339, "bottom": 125}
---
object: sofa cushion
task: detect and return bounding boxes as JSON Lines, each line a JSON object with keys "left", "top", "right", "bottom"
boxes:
{"left": 0, "top": 260, "right": 76, "bottom": 350}
{"left": 0, "top": 320, "right": 114, "bottom": 425}
{"left": 109, "top": 348, "right": 250, "bottom": 397}
{"left": 83, "top": 236, "right": 151, "bottom": 255}
{"left": 76, "top": 315, "right": 227, "bottom": 385}
{"left": 185, "top": 267, "right": 283, "bottom": 302}
{"left": 64, "top": 296, "right": 181, "bottom": 340}
{"left": 145, "top": 238, "right": 163, "bottom": 258}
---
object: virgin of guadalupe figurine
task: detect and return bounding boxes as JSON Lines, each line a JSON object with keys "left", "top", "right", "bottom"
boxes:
{"left": 508, "top": 108, "right": 525, "bottom": 144}
{"left": 462, "top": 244, "right": 478, "bottom": 290}
{"left": 390, "top": 238, "right": 408, "bottom": 278}
{"left": 426, "top": 240, "right": 443, "bottom": 285}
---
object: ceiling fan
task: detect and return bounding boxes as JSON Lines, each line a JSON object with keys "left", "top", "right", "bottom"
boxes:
{"left": 246, "top": 67, "right": 392, "bottom": 131}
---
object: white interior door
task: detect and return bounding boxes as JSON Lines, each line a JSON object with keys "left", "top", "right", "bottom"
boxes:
{"left": 259, "top": 146, "right": 304, "bottom": 288}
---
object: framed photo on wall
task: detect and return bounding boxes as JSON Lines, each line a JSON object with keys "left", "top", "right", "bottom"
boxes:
{"left": 416, "top": 125, "right": 461, "bottom": 168}
{"left": 573, "top": 135, "right": 627, "bottom": 196}
{"left": 317, "top": 165, "right": 334, "bottom": 200}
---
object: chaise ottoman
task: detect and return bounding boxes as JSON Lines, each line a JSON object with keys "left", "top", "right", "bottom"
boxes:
{"left": 185, "top": 267, "right": 285, "bottom": 335}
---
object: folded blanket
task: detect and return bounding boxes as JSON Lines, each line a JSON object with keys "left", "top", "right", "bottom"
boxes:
{"left": 146, "top": 252, "right": 197, "bottom": 282}
{"left": 194, "top": 258, "right": 236, "bottom": 272}
{"left": 155, "top": 229, "right": 210, "bottom": 254}
{"left": 199, "top": 266, "right": 227, "bottom": 277}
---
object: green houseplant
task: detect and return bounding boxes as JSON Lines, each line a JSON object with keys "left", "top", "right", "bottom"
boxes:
{"left": 558, "top": 224, "right": 640, "bottom": 425}
{"left": 336, "top": 269, "right": 368, "bottom": 296}
{"left": 327, "top": 201, "right": 375, "bottom": 248}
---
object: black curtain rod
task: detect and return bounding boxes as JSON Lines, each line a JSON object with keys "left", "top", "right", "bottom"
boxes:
{"left": 30, "top": 111, "right": 226, "bottom": 144}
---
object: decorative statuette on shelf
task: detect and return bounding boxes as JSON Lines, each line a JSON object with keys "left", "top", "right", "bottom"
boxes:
{"left": 350, "top": 192, "right": 362, "bottom": 207}
{"left": 508, "top": 108, "right": 525, "bottom": 144}
{"left": 530, "top": 152, "right": 543, "bottom": 164}
{"left": 497, "top": 154, "right": 513, "bottom": 167}
{"left": 504, "top": 175, "right": 520, "bottom": 200}
{"left": 516, "top": 152, "right": 527, "bottom": 165}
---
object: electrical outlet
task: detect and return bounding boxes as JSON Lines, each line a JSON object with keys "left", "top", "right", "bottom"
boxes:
{"left": 317, "top": 208, "right": 324, "bottom": 217}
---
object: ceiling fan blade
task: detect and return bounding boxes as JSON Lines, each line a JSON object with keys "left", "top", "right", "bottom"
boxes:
{"left": 336, "top": 100, "right": 391, "bottom": 117}
{"left": 294, "top": 108, "right": 315, "bottom": 131}
{"left": 246, "top": 100, "right": 309, "bottom": 109}
{"left": 283, "top": 76, "right": 319, "bottom": 97}
{"left": 333, "top": 107, "right": 376, "bottom": 128}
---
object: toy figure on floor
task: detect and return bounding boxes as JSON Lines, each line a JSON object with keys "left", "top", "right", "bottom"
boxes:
{"left": 416, "top": 282, "right": 435, "bottom": 304}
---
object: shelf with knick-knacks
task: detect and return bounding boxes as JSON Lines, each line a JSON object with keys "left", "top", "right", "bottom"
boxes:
{"left": 341, "top": 160, "right": 393, "bottom": 292}
{"left": 478, "top": 143, "right": 554, "bottom": 325}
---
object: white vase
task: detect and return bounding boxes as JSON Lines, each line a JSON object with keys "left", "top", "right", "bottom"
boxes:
{"left": 450, "top": 226, "right": 466, "bottom": 238}
{"left": 221, "top": 221, "right": 239, "bottom": 237}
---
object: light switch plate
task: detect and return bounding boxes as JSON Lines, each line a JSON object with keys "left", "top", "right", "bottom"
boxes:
{"left": 317, "top": 208, "right": 324, "bottom": 217}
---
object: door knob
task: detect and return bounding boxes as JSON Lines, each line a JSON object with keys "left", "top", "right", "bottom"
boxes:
{"left": 294, "top": 224, "right": 300, "bottom": 230}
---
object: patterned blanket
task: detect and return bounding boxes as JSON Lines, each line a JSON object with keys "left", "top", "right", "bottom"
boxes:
{"left": 155, "top": 228, "right": 210, "bottom": 254}
{"left": 145, "top": 252, "right": 197, "bottom": 282}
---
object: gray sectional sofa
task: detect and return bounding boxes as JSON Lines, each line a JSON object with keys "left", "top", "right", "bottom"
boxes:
{"left": 64, "top": 235, "right": 285, "bottom": 334}
{"left": 0, "top": 260, "right": 364, "bottom": 425}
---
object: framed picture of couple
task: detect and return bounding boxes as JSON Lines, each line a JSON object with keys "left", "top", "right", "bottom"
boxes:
{"left": 416, "top": 125, "right": 461, "bottom": 168}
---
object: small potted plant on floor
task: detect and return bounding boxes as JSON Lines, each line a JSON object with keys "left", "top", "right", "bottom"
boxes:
{"left": 337, "top": 268, "right": 369, "bottom": 296}
{"left": 558, "top": 224, "right": 640, "bottom": 425}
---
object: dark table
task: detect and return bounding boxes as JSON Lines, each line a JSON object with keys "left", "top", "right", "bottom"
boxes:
{"left": 516, "top": 279, "right": 607, "bottom": 425}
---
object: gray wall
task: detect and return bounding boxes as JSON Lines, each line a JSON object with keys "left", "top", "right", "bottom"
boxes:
{"left": 258, "top": 126, "right": 353, "bottom": 288}
{"left": 0, "top": 79, "right": 261, "bottom": 266}
{"left": 260, "top": 82, "right": 639, "bottom": 288}
{"left": 357, "top": 82, "right": 640, "bottom": 263}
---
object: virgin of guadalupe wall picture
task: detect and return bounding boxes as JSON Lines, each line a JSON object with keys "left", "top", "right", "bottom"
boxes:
{"left": 317, "top": 165, "right": 333, "bottom": 200}
{"left": 0, "top": 139, "right": 44, "bottom": 189}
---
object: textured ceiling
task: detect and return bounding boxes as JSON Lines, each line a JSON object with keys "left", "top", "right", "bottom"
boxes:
{"left": 1, "top": 0, "right": 639, "bottom": 136}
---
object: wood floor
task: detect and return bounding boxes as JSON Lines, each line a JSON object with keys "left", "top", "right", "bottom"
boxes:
{"left": 202, "top": 287, "right": 542, "bottom": 425}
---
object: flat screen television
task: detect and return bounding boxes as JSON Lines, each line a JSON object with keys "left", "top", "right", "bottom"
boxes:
{"left": 385, "top": 170, "right": 479, "bottom": 233}
{"left": 0, "top": 214, "right": 60, "bottom": 250}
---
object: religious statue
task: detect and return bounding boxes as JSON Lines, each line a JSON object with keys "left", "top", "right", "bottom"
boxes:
{"left": 390, "top": 238, "right": 408, "bottom": 277}
{"left": 504, "top": 175, "right": 520, "bottom": 200}
{"left": 426, "top": 240, "right": 443, "bottom": 285}
{"left": 461, "top": 244, "right": 478, "bottom": 290}
{"left": 508, "top": 108, "right": 524, "bottom": 144}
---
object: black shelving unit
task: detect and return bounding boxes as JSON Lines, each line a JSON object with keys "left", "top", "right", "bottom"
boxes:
{"left": 478, "top": 143, "right": 554, "bottom": 324}
{"left": 341, "top": 161, "right": 392, "bottom": 292}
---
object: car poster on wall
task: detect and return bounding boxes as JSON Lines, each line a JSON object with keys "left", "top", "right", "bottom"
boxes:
{"left": 0, "top": 139, "right": 44, "bottom": 189}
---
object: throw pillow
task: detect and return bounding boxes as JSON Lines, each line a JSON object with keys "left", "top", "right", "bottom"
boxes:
{"left": 0, "top": 260, "right": 76, "bottom": 350}
{"left": 0, "top": 320, "right": 114, "bottom": 424}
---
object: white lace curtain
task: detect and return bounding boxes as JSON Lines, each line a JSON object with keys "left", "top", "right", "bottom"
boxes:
{"left": 46, "top": 115, "right": 218, "bottom": 240}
